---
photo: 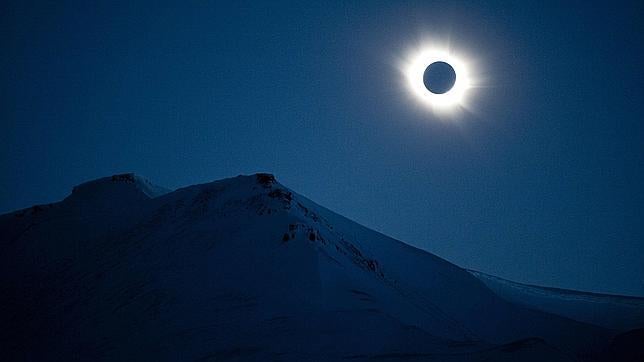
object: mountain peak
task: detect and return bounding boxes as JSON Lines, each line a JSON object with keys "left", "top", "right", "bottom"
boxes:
{"left": 254, "top": 172, "right": 277, "bottom": 187}
{"left": 62, "top": 173, "right": 170, "bottom": 211}
{"left": 70, "top": 173, "right": 170, "bottom": 199}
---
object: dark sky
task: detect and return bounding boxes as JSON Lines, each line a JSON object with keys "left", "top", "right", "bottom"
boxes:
{"left": 2, "top": 0, "right": 643, "bottom": 296}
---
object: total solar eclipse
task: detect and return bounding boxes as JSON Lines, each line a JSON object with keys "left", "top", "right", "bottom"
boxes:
{"left": 423, "top": 61, "right": 456, "bottom": 94}
{"left": 402, "top": 45, "right": 474, "bottom": 114}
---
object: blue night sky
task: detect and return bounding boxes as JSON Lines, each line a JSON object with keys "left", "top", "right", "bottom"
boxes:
{"left": 2, "top": 1, "right": 643, "bottom": 296}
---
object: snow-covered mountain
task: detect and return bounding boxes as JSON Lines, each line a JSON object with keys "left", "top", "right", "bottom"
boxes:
{"left": 1, "top": 173, "right": 642, "bottom": 361}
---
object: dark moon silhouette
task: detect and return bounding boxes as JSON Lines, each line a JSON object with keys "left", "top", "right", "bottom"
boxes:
{"left": 423, "top": 61, "right": 456, "bottom": 94}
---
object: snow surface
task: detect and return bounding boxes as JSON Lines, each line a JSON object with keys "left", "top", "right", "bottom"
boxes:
{"left": 1, "top": 173, "right": 641, "bottom": 361}
{"left": 469, "top": 270, "right": 644, "bottom": 332}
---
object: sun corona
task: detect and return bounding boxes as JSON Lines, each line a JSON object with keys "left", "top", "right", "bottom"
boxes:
{"left": 403, "top": 45, "right": 473, "bottom": 115}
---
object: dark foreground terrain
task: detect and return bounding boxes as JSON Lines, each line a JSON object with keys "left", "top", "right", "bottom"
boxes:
{"left": 2, "top": 173, "right": 643, "bottom": 361}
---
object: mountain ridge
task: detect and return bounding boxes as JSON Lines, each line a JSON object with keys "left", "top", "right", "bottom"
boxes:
{"left": 468, "top": 269, "right": 644, "bottom": 331}
{"left": 1, "top": 172, "right": 641, "bottom": 361}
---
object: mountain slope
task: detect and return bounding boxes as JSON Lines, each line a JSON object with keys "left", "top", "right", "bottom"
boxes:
{"left": 469, "top": 270, "right": 644, "bottom": 331}
{"left": 1, "top": 173, "right": 639, "bottom": 361}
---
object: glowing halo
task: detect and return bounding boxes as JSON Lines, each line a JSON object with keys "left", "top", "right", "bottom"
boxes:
{"left": 402, "top": 45, "right": 474, "bottom": 115}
